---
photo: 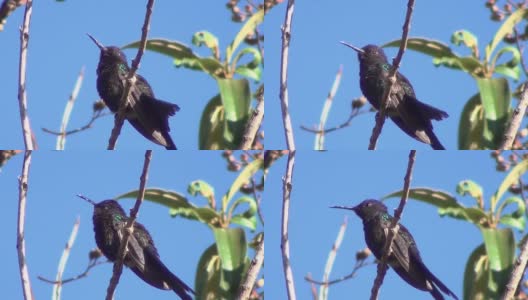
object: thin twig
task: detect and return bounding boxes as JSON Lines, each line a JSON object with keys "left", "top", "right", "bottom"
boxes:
{"left": 105, "top": 150, "right": 152, "bottom": 300}
{"left": 368, "top": 0, "right": 415, "bottom": 150}
{"left": 279, "top": 0, "right": 296, "bottom": 151}
{"left": 514, "top": 27, "right": 528, "bottom": 77}
{"left": 43, "top": 110, "right": 111, "bottom": 136}
{"left": 236, "top": 236, "right": 264, "bottom": 299}
{"left": 17, "top": 150, "right": 33, "bottom": 300}
{"left": 38, "top": 258, "right": 109, "bottom": 285}
{"left": 370, "top": 150, "right": 417, "bottom": 300}
{"left": 17, "top": 0, "right": 34, "bottom": 150}
{"left": 305, "top": 259, "right": 375, "bottom": 286}
{"left": 240, "top": 85, "right": 264, "bottom": 149}
{"left": 501, "top": 234, "right": 528, "bottom": 300}
{"left": 301, "top": 109, "right": 370, "bottom": 134}
{"left": 314, "top": 65, "right": 343, "bottom": 150}
{"left": 51, "top": 217, "right": 80, "bottom": 300}
{"left": 107, "top": 0, "right": 155, "bottom": 149}
{"left": 281, "top": 150, "right": 297, "bottom": 300}
{"left": 56, "top": 67, "right": 85, "bottom": 150}
{"left": 305, "top": 273, "right": 318, "bottom": 300}
{"left": 500, "top": 82, "right": 528, "bottom": 150}
{"left": 319, "top": 215, "right": 348, "bottom": 299}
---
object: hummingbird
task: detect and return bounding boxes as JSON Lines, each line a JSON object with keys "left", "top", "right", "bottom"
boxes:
{"left": 78, "top": 195, "right": 194, "bottom": 300}
{"left": 87, "top": 34, "right": 179, "bottom": 150}
{"left": 331, "top": 199, "right": 458, "bottom": 300}
{"left": 341, "top": 43, "right": 448, "bottom": 150}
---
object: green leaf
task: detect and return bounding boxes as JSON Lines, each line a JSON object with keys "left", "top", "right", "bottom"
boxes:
{"left": 458, "top": 94, "right": 485, "bottom": 149}
{"left": 492, "top": 159, "right": 528, "bottom": 212}
{"left": 463, "top": 243, "right": 489, "bottom": 300}
{"left": 432, "top": 56, "right": 484, "bottom": 76}
{"left": 213, "top": 227, "right": 249, "bottom": 294}
{"left": 382, "top": 187, "right": 490, "bottom": 226}
{"left": 217, "top": 78, "right": 251, "bottom": 148}
{"left": 382, "top": 37, "right": 485, "bottom": 76}
{"left": 456, "top": 180, "right": 484, "bottom": 200}
{"left": 438, "top": 205, "right": 489, "bottom": 227}
{"left": 480, "top": 228, "right": 515, "bottom": 297}
{"left": 116, "top": 188, "right": 190, "bottom": 209}
{"left": 381, "top": 187, "right": 459, "bottom": 207}
{"left": 188, "top": 180, "right": 215, "bottom": 200}
{"left": 192, "top": 31, "right": 220, "bottom": 58}
{"left": 194, "top": 244, "right": 224, "bottom": 300}
{"left": 382, "top": 38, "right": 455, "bottom": 58}
{"left": 222, "top": 158, "right": 263, "bottom": 212}
{"left": 233, "top": 47, "right": 262, "bottom": 82}
{"left": 485, "top": 8, "right": 528, "bottom": 64}
{"left": 226, "top": 9, "right": 264, "bottom": 65}
{"left": 451, "top": 30, "right": 479, "bottom": 58}
{"left": 497, "top": 196, "right": 526, "bottom": 231}
{"left": 116, "top": 188, "right": 223, "bottom": 226}
{"left": 476, "top": 78, "right": 511, "bottom": 148}
{"left": 491, "top": 46, "right": 521, "bottom": 81}
{"left": 122, "top": 39, "right": 224, "bottom": 77}
{"left": 199, "top": 94, "right": 225, "bottom": 149}
{"left": 228, "top": 196, "right": 258, "bottom": 231}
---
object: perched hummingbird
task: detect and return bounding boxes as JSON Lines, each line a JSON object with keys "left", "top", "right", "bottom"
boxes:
{"left": 79, "top": 195, "right": 194, "bottom": 300}
{"left": 342, "top": 43, "right": 448, "bottom": 150}
{"left": 332, "top": 199, "right": 458, "bottom": 300}
{"left": 87, "top": 34, "right": 179, "bottom": 150}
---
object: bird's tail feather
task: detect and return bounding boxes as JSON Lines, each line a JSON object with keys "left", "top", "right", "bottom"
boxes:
{"left": 407, "top": 96, "right": 448, "bottom": 121}
{"left": 426, "top": 128, "right": 445, "bottom": 150}
{"left": 422, "top": 263, "right": 459, "bottom": 300}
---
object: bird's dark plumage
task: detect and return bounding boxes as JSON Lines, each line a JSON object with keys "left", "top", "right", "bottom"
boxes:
{"left": 88, "top": 34, "right": 179, "bottom": 150}
{"left": 342, "top": 43, "right": 448, "bottom": 150}
{"left": 332, "top": 199, "right": 458, "bottom": 300}
{"left": 83, "top": 197, "right": 194, "bottom": 300}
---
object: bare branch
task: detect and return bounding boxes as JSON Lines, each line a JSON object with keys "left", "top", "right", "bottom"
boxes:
{"left": 305, "top": 258, "right": 374, "bottom": 286}
{"left": 281, "top": 150, "right": 297, "bottom": 300}
{"left": 17, "top": 0, "right": 35, "bottom": 150}
{"left": 17, "top": 150, "right": 34, "bottom": 300}
{"left": 240, "top": 85, "right": 264, "bottom": 149}
{"left": 56, "top": 67, "right": 85, "bottom": 150}
{"left": 38, "top": 257, "right": 109, "bottom": 285}
{"left": 500, "top": 82, "right": 528, "bottom": 150}
{"left": 301, "top": 109, "right": 370, "bottom": 134}
{"left": 51, "top": 217, "right": 80, "bottom": 299}
{"left": 105, "top": 150, "right": 152, "bottom": 299}
{"left": 279, "top": 0, "right": 296, "bottom": 151}
{"left": 107, "top": 0, "right": 155, "bottom": 149}
{"left": 43, "top": 110, "right": 111, "bottom": 136}
{"left": 502, "top": 234, "right": 528, "bottom": 300}
{"left": 368, "top": 0, "right": 415, "bottom": 150}
{"left": 370, "top": 150, "right": 416, "bottom": 299}
{"left": 236, "top": 235, "right": 264, "bottom": 299}
{"left": 314, "top": 65, "right": 343, "bottom": 150}
{"left": 319, "top": 215, "right": 347, "bottom": 299}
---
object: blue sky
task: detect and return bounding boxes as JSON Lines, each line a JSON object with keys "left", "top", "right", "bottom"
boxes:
{"left": 265, "top": 1, "right": 505, "bottom": 150}
{"left": 264, "top": 151, "right": 517, "bottom": 300}
{"left": 0, "top": 1, "right": 258, "bottom": 149}
{"left": 0, "top": 151, "right": 261, "bottom": 299}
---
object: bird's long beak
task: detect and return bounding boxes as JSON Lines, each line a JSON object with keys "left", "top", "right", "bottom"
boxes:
{"left": 330, "top": 205, "right": 356, "bottom": 212}
{"left": 340, "top": 41, "right": 364, "bottom": 54}
{"left": 77, "top": 194, "right": 96, "bottom": 206}
{"left": 87, "top": 33, "right": 106, "bottom": 51}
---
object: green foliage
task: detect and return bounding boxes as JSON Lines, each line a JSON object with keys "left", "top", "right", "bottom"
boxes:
{"left": 383, "top": 8, "right": 528, "bottom": 149}
{"left": 115, "top": 154, "right": 264, "bottom": 299}
{"left": 382, "top": 159, "right": 528, "bottom": 299}
{"left": 123, "top": 9, "right": 264, "bottom": 149}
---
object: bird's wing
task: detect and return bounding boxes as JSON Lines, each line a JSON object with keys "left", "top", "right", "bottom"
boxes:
{"left": 113, "top": 222, "right": 146, "bottom": 272}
